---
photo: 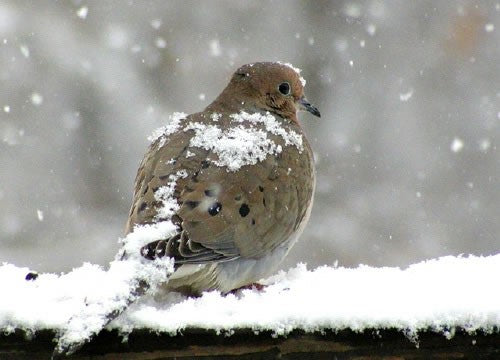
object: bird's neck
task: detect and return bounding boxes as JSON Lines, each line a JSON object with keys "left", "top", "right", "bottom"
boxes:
{"left": 205, "top": 83, "right": 261, "bottom": 115}
{"left": 205, "top": 85, "right": 299, "bottom": 125}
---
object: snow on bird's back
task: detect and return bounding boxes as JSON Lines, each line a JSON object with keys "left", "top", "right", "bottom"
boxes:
{"left": 185, "top": 111, "right": 303, "bottom": 172}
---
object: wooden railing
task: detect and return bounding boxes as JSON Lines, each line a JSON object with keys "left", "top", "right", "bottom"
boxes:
{"left": 1, "top": 327, "right": 498, "bottom": 359}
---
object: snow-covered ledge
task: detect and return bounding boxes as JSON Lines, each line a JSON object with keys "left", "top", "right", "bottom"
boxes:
{"left": 1, "top": 254, "right": 499, "bottom": 358}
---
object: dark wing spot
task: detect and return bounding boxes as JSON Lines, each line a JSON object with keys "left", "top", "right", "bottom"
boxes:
{"left": 171, "top": 214, "right": 182, "bottom": 227}
{"left": 263, "top": 198, "right": 266, "bottom": 207}
{"left": 208, "top": 202, "right": 222, "bottom": 216}
{"left": 138, "top": 202, "right": 148, "bottom": 212}
{"left": 205, "top": 189, "right": 216, "bottom": 197}
{"left": 239, "top": 204, "right": 250, "bottom": 217}
{"left": 258, "top": 186, "right": 264, "bottom": 192}
{"left": 251, "top": 219, "right": 256, "bottom": 225}
{"left": 185, "top": 200, "right": 200, "bottom": 209}
{"left": 201, "top": 160, "right": 210, "bottom": 169}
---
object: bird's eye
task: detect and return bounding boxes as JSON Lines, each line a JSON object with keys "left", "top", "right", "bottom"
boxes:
{"left": 278, "top": 82, "right": 291, "bottom": 95}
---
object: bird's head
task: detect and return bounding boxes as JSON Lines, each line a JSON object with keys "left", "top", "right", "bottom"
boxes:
{"left": 213, "top": 62, "right": 320, "bottom": 123}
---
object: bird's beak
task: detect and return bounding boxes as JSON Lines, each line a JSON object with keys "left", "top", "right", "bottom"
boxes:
{"left": 298, "top": 96, "right": 321, "bottom": 118}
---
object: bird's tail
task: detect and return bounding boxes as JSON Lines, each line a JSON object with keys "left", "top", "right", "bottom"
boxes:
{"left": 51, "top": 254, "right": 173, "bottom": 359}
{"left": 52, "top": 278, "right": 149, "bottom": 358}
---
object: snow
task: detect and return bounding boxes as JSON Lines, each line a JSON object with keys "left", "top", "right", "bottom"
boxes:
{"left": 344, "top": 3, "right": 362, "bottom": 18}
{"left": 399, "top": 89, "right": 414, "bottom": 102}
{"left": 155, "top": 37, "right": 166, "bottom": 48}
{"left": 366, "top": 24, "right": 377, "bottom": 36}
{"left": 9, "top": 181, "right": 180, "bottom": 353}
{"left": 479, "top": 138, "right": 491, "bottom": 152}
{"left": 230, "top": 111, "right": 303, "bottom": 151}
{"left": 48, "top": 221, "right": 176, "bottom": 354}
{"left": 147, "top": 111, "right": 187, "bottom": 147}
{"left": 451, "top": 137, "right": 464, "bottom": 153}
{"left": 52, "top": 259, "right": 170, "bottom": 353}
{"left": 30, "top": 92, "right": 43, "bottom": 106}
{"left": 150, "top": 19, "right": 162, "bottom": 29}
{"left": 185, "top": 111, "right": 302, "bottom": 172}
{"left": 153, "top": 170, "right": 187, "bottom": 221}
{"left": 186, "top": 122, "right": 280, "bottom": 171}
{"left": 76, "top": 6, "right": 88, "bottom": 20}
{"left": 209, "top": 39, "right": 221, "bottom": 57}
{"left": 210, "top": 112, "right": 221, "bottom": 121}
{"left": 0, "top": 254, "right": 499, "bottom": 340}
{"left": 106, "top": 25, "right": 128, "bottom": 49}
{"left": 19, "top": 44, "right": 29, "bottom": 58}
{"left": 276, "top": 62, "right": 306, "bottom": 87}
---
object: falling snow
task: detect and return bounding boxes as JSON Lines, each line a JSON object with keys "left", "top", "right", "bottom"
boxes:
{"left": 76, "top": 6, "right": 88, "bottom": 19}
{"left": 209, "top": 39, "right": 221, "bottom": 57}
{"left": 484, "top": 23, "right": 494, "bottom": 32}
{"left": 30, "top": 92, "right": 43, "bottom": 106}
{"left": 479, "top": 138, "right": 491, "bottom": 152}
{"left": 451, "top": 137, "right": 464, "bottom": 153}
{"left": 155, "top": 37, "right": 166, "bottom": 48}
{"left": 150, "top": 19, "right": 162, "bottom": 29}
{"left": 1, "top": 3, "right": 498, "bottom": 323}
{"left": 399, "top": 89, "right": 414, "bottom": 102}
{"left": 19, "top": 44, "right": 29, "bottom": 58}
{"left": 366, "top": 24, "right": 377, "bottom": 36}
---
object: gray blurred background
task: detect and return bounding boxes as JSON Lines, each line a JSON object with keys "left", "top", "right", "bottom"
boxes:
{"left": 0, "top": 0, "right": 498, "bottom": 273}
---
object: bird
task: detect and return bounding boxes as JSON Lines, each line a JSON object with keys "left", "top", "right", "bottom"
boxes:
{"left": 125, "top": 61, "right": 320, "bottom": 296}
{"left": 52, "top": 62, "right": 319, "bottom": 358}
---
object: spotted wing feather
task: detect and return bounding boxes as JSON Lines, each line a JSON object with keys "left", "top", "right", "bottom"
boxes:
{"left": 126, "top": 113, "right": 314, "bottom": 264}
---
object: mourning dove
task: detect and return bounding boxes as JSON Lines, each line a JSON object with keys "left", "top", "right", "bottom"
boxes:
{"left": 52, "top": 62, "right": 319, "bottom": 357}
{"left": 126, "top": 61, "right": 320, "bottom": 295}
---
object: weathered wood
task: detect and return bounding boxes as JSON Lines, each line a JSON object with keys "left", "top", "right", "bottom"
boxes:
{"left": 0, "top": 328, "right": 498, "bottom": 359}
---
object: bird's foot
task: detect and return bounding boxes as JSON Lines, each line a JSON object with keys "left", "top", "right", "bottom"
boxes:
{"left": 228, "top": 283, "right": 266, "bottom": 295}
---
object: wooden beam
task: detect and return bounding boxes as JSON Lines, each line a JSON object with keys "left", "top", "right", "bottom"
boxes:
{"left": 1, "top": 328, "right": 498, "bottom": 359}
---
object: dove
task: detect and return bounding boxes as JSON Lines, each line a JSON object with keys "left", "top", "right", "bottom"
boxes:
{"left": 52, "top": 62, "right": 319, "bottom": 357}
{"left": 127, "top": 61, "right": 320, "bottom": 295}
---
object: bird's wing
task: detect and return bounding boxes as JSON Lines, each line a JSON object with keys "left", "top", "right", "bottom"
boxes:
{"left": 127, "top": 113, "right": 313, "bottom": 263}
